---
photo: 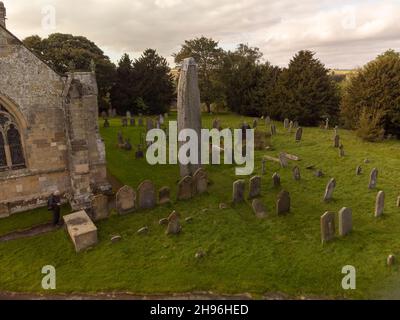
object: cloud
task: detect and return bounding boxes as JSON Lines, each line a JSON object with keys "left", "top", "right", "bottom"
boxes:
{"left": 3, "top": 0, "right": 400, "bottom": 68}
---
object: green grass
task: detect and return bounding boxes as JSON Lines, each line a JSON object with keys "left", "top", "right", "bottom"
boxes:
{"left": 0, "top": 112, "right": 400, "bottom": 299}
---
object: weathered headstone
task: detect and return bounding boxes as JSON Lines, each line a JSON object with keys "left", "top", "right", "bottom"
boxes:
{"left": 116, "top": 185, "right": 136, "bottom": 214}
{"left": 212, "top": 119, "right": 219, "bottom": 129}
{"left": 279, "top": 152, "right": 288, "bottom": 168}
{"left": 283, "top": 118, "right": 289, "bottom": 129}
{"left": 293, "top": 166, "right": 301, "bottom": 181}
{"left": 356, "top": 166, "right": 362, "bottom": 175}
{"left": 325, "top": 118, "right": 329, "bottom": 130}
{"left": 146, "top": 118, "right": 154, "bottom": 132}
{"left": 135, "top": 145, "right": 144, "bottom": 159}
{"left": 333, "top": 135, "right": 340, "bottom": 148}
{"left": 265, "top": 116, "right": 271, "bottom": 126}
{"left": 124, "top": 138, "right": 132, "bottom": 151}
{"left": 295, "top": 127, "right": 303, "bottom": 142}
{"left": 375, "top": 190, "right": 385, "bottom": 217}
{"left": 289, "top": 121, "right": 294, "bottom": 133}
{"left": 126, "top": 111, "right": 131, "bottom": 119}
{"left": 158, "top": 187, "right": 171, "bottom": 205}
{"left": 338, "top": 207, "right": 352, "bottom": 236}
{"left": 272, "top": 172, "right": 281, "bottom": 187}
{"left": 193, "top": 168, "right": 208, "bottom": 194}
{"left": 130, "top": 118, "right": 135, "bottom": 126}
{"left": 166, "top": 211, "right": 181, "bottom": 235}
{"left": 276, "top": 190, "right": 290, "bottom": 215}
{"left": 387, "top": 255, "right": 396, "bottom": 266}
{"left": 91, "top": 194, "right": 109, "bottom": 221}
{"left": 339, "top": 144, "right": 345, "bottom": 157}
{"left": 177, "top": 176, "right": 194, "bottom": 200}
{"left": 369, "top": 168, "right": 378, "bottom": 189}
{"left": 293, "top": 121, "right": 299, "bottom": 129}
{"left": 248, "top": 175, "right": 262, "bottom": 199}
{"left": 252, "top": 199, "right": 267, "bottom": 218}
{"left": 253, "top": 119, "right": 258, "bottom": 129}
{"left": 232, "top": 180, "right": 245, "bottom": 203}
{"left": 261, "top": 159, "right": 267, "bottom": 175}
{"left": 138, "top": 117, "right": 144, "bottom": 126}
{"left": 137, "top": 180, "right": 157, "bottom": 210}
{"left": 63, "top": 210, "right": 98, "bottom": 253}
{"left": 122, "top": 117, "right": 128, "bottom": 127}
{"left": 103, "top": 119, "right": 110, "bottom": 128}
{"left": 321, "top": 211, "right": 335, "bottom": 243}
{"left": 177, "top": 57, "right": 202, "bottom": 178}
{"left": 270, "top": 124, "right": 276, "bottom": 136}
{"left": 323, "top": 178, "right": 336, "bottom": 202}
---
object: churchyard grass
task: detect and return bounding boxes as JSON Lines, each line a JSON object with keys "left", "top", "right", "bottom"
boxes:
{"left": 0, "top": 112, "right": 400, "bottom": 299}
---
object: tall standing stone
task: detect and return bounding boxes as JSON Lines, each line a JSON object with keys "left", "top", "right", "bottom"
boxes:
{"left": 232, "top": 180, "right": 245, "bottom": 203}
{"left": 321, "top": 211, "right": 335, "bottom": 243}
{"left": 325, "top": 118, "right": 329, "bottom": 130}
{"left": 283, "top": 118, "right": 289, "bottom": 129}
{"left": 137, "top": 180, "right": 156, "bottom": 210}
{"left": 338, "top": 207, "right": 352, "bottom": 236}
{"left": 276, "top": 190, "right": 290, "bottom": 215}
{"left": 369, "top": 168, "right": 378, "bottom": 189}
{"left": 177, "top": 57, "right": 202, "bottom": 178}
{"left": 323, "top": 178, "right": 336, "bottom": 202}
{"left": 248, "top": 176, "right": 262, "bottom": 199}
{"left": 116, "top": 185, "right": 136, "bottom": 214}
{"left": 375, "top": 191, "right": 385, "bottom": 217}
{"left": 295, "top": 127, "right": 303, "bottom": 142}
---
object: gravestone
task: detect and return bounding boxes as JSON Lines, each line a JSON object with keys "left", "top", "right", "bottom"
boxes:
{"left": 177, "top": 176, "right": 194, "bottom": 200}
{"left": 339, "top": 144, "right": 345, "bottom": 157}
{"left": 289, "top": 121, "right": 294, "bottom": 133}
{"left": 212, "top": 119, "right": 219, "bottom": 129}
{"left": 158, "top": 187, "right": 171, "bottom": 205}
{"left": 279, "top": 152, "right": 288, "bottom": 168}
{"left": 323, "top": 178, "right": 336, "bottom": 202}
{"left": 293, "top": 121, "right": 299, "bottom": 129}
{"left": 232, "top": 180, "right": 245, "bottom": 203}
{"left": 252, "top": 199, "right": 267, "bottom": 218}
{"left": 356, "top": 166, "right": 362, "bottom": 175}
{"left": 338, "top": 207, "right": 352, "bottom": 236}
{"left": 126, "top": 111, "right": 131, "bottom": 119}
{"left": 135, "top": 145, "right": 144, "bottom": 159}
{"left": 122, "top": 117, "right": 128, "bottom": 127}
{"left": 270, "top": 124, "right": 276, "bottom": 136}
{"left": 325, "top": 118, "right": 329, "bottom": 130}
{"left": 124, "top": 138, "right": 132, "bottom": 151}
{"left": 283, "top": 118, "right": 289, "bottom": 129}
{"left": 261, "top": 159, "right": 267, "bottom": 175}
{"left": 293, "top": 166, "right": 301, "bottom": 180}
{"left": 265, "top": 116, "right": 271, "bottom": 126}
{"left": 272, "top": 172, "right": 280, "bottom": 187}
{"left": 146, "top": 118, "right": 154, "bottom": 132}
{"left": 159, "top": 114, "right": 165, "bottom": 125}
{"left": 253, "top": 119, "right": 258, "bottom": 129}
{"left": 137, "top": 180, "right": 157, "bottom": 210}
{"left": 63, "top": 210, "right": 98, "bottom": 253}
{"left": 248, "top": 175, "right": 261, "bottom": 199}
{"left": 103, "top": 119, "right": 110, "bottom": 128}
{"left": 369, "top": 168, "right": 378, "bottom": 189}
{"left": 91, "top": 194, "right": 109, "bottom": 221}
{"left": 295, "top": 127, "right": 303, "bottom": 142}
{"left": 321, "top": 211, "right": 335, "bottom": 243}
{"left": 314, "top": 170, "right": 324, "bottom": 177}
{"left": 101, "top": 110, "right": 107, "bottom": 119}
{"left": 111, "top": 108, "right": 117, "bottom": 117}
{"left": 177, "top": 57, "right": 202, "bottom": 178}
{"left": 375, "top": 190, "right": 385, "bottom": 217}
{"left": 193, "top": 168, "right": 208, "bottom": 194}
{"left": 130, "top": 118, "right": 135, "bottom": 126}
{"left": 166, "top": 211, "right": 182, "bottom": 235}
{"left": 334, "top": 135, "right": 340, "bottom": 148}
{"left": 138, "top": 117, "right": 144, "bottom": 126}
{"left": 116, "top": 185, "right": 136, "bottom": 214}
{"left": 276, "top": 190, "right": 290, "bottom": 215}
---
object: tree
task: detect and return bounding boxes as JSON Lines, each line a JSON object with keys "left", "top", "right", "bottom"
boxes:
{"left": 110, "top": 54, "right": 135, "bottom": 115}
{"left": 132, "top": 49, "right": 175, "bottom": 115}
{"left": 272, "top": 50, "right": 340, "bottom": 126}
{"left": 173, "top": 37, "right": 224, "bottom": 113}
{"left": 341, "top": 49, "right": 400, "bottom": 137}
{"left": 219, "top": 44, "right": 280, "bottom": 116}
{"left": 23, "top": 33, "right": 116, "bottom": 111}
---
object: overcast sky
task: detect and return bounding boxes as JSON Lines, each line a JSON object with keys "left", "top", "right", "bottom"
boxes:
{"left": 3, "top": 0, "right": 400, "bottom": 69}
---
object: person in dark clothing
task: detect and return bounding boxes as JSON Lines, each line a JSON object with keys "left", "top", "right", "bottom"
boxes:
{"left": 48, "top": 191, "right": 61, "bottom": 226}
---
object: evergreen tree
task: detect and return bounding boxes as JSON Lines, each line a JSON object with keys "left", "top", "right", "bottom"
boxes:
{"left": 272, "top": 50, "right": 340, "bottom": 126}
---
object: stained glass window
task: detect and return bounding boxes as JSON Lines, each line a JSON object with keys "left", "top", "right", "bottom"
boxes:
{"left": 7, "top": 124, "right": 25, "bottom": 169}
{"left": 0, "top": 132, "right": 7, "bottom": 170}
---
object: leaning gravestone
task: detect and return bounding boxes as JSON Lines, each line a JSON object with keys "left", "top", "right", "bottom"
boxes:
{"left": 293, "top": 166, "right": 301, "bottom": 181}
{"left": 177, "top": 57, "right": 202, "bottom": 178}
{"left": 323, "top": 178, "right": 336, "bottom": 202}
{"left": 232, "top": 180, "right": 245, "bottom": 203}
{"left": 91, "top": 194, "right": 109, "bottom": 221}
{"left": 177, "top": 176, "right": 194, "bottom": 200}
{"left": 63, "top": 210, "right": 98, "bottom": 253}
{"left": 279, "top": 152, "right": 288, "bottom": 168}
{"left": 375, "top": 190, "right": 385, "bottom": 217}
{"left": 158, "top": 187, "right": 171, "bottom": 205}
{"left": 193, "top": 168, "right": 208, "bottom": 194}
{"left": 369, "top": 168, "right": 378, "bottom": 189}
{"left": 295, "top": 127, "right": 303, "bottom": 142}
{"left": 137, "top": 180, "right": 157, "bottom": 210}
{"left": 321, "top": 211, "right": 335, "bottom": 243}
{"left": 272, "top": 172, "right": 281, "bottom": 187}
{"left": 116, "top": 185, "right": 136, "bottom": 214}
{"left": 166, "top": 211, "right": 182, "bottom": 235}
{"left": 252, "top": 199, "right": 267, "bottom": 218}
{"left": 248, "top": 175, "right": 262, "bottom": 199}
{"left": 276, "top": 190, "right": 290, "bottom": 215}
{"left": 338, "top": 207, "right": 352, "bottom": 236}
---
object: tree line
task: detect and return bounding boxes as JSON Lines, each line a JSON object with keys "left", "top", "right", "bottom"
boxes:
{"left": 23, "top": 34, "right": 400, "bottom": 140}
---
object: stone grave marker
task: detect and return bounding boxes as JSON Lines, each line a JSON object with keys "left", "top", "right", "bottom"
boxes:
{"left": 321, "top": 211, "right": 335, "bottom": 243}
{"left": 116, "top": 185, "right": 136, "bottom": 214}
{"left": 159, "top": 187, "right": 171, "bottom": 205}
{"left": 122, "top": 117, "right": 128, "bottom": 127}
{"left": 323, "top": 178, "right": 336, "bottom": 202}
{"left": 356, "top": 166, "right": 362, "bottom": 175}
{"left": 91, "top": 194, "right": 109, "bottom": 221}
{"left": 166, "top": 211, "right": 182, "bottom": 235}
{"left": 279, "top": 152, "right": 288, "bottom": 168}
{"left": 193, "top": 168, "right": 208, "bottom": 194}
{"left": 375, "top": 190, "right": 385, "bottom": 217}
{"left": 369, "top": 168, "right": 378, "bottom": 189}
{"left": 334, "top": 135, "right": 340, "bottom": 148}
{"left": 272, "top": 172, "right": 281, "bottom": 187}
{"left": 63, "top": 210, "right": 98, "bottom": 252}
{"left": 232, "top": 180, "right": 245, "bottom": 203}
{"left": 248, "top": 175, "right": 261, "bottom": 199}
{"left": 276, "top": 190, "right": 290, "bottom": 215}
{"left": 338, "top": 207, "right": 352, "bottom": 236}
{"left": 295, "top": 127, "right": 303, "bottom": 142}
{"left": 137, "top": 180, "right": 156, "bottom": 210}
{"left": 103, "top": 119, "right": 110, "bottom": 128}
{"left": 284, "top": 118, "right": 289, "bottom": 129}
{"left": 177, "top": 176, "right": 194, "bottom": 200}
{"left": 252, "top": 199, "right": 267, "bottom": 218}
{"left": 293, "top": 166, "right": 301, "bottom": 180}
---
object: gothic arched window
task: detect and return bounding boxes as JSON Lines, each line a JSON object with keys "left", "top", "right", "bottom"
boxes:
{"left": 0, "top": 105, "right": 26, "bottom": 171}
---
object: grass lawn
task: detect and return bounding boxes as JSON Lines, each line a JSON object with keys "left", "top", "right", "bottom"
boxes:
{"left": 0, "top": 112, "right": 399, "bottom": 299}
